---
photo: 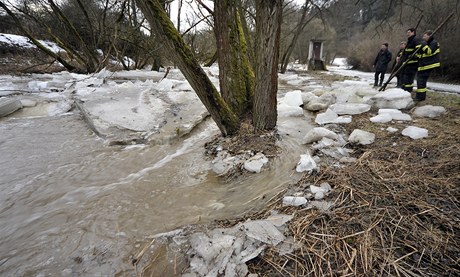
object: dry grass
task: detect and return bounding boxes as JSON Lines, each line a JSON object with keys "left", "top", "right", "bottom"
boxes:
{"left": 243, "top": 94, "right": 460, "bottom": 276}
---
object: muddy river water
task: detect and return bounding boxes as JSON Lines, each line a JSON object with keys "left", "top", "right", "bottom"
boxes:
{"left": 0, "top": 97, "right": 313, "bottom": 276}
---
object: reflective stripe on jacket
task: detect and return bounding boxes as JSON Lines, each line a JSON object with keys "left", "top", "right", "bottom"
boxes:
{"left": 417, "top": 38, "right": 441, "bottom": 71}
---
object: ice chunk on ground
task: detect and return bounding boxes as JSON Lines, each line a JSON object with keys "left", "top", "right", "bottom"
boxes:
{"left": 348, "top": 129, "right": 375, "bottom": 145}
{"left": 303, "top": 127, "right": 338, "bottom": 144}
{"left": 305, "top": 93, "right": 336, "bottom": 111}
{"left": 242, "top": 220, "right": 286, "bottom": 246}
{"left": 282, "top": 196, "right": 307, "bottom": 207}
{"left": 244, "top": 153, "right": 268, "bottom": 173}
{"left": 366, "top": 88, "right": 414, "bottom": 109}
{"left": 296, "top": 153, "right": 318, "bottom": 173}
{"left": 386, "top": 127, "right": 398, "bottom": 133}
{"left": 329, "top": 103, "right": 371, "bottom": 115}
{"left": 370, "top": 113, "right": 392, "bottom": 123}
{"left": 310, "top": 184, "right": 330, "bottom": 194}
{"left": 402, "top": 126, "right": 428, "bottom": 139}
{"left": 413, "top": 105, "right": 446, "bottom": 118}
{"left": 315, "top": 108, "right": 352, "bottom": 125}
{"left": 277, "top": 102, "right": 304, "bottom": 117}
{"left": 301, "top": 91, "right": 317, "bottom": 105}
{"left": 376, "top": 108, "right": 412, "bottom": 121}
{"left": 265, "top": 214, "right": 294, "bottom": 227}
{"left": 281, "top": 90, "right": 303, "bottom": 107}
{"left": 310, "top": 201, "right": 333, "bottom": 212}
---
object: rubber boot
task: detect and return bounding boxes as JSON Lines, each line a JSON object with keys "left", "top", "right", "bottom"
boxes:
{"left": 415, "top": 92, "right": 426, "bottom": 101}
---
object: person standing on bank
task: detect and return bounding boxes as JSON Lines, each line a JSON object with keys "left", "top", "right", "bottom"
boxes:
{"left": 393, "top": 41, "right": 406, "bottom": 87}
{"left": 401, "top": 28, "right": 421, "bottom": 92}
{"left": 373, "top": 43, "right": 392, "bottom": 87}
{"left": 414, "top": 30, "right": 441, "bottom": 101}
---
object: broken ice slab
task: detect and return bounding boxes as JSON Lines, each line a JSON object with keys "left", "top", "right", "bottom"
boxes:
{"left": 303, "top": 127, "right": 338, "bottom": 144}
{"left": 315, "top": 108, "right": 352, "bottom": 125}
{"left": 413, "top": 105, "right": 446, "bottom": 118}
{"left": 296, "top": 153, "right": 318, "bottom": 173}
{"left": 243, "top": 153, "right": 268, "bottom": 173}
{"left": 366, "top": 88, "right": 413, "bottom": 109}
{"left": 0, "top": 98, "right": 23, "bottom": 117}
{"left": 281, "top": 90, "right": 303, "bottom": 107}
{"left": 329, "top": 103, "right": 371, "bottom": 115}
{"left": 402, "top": 126, "right": 428, "bottom": 139}
{"left": 282, "top": 196, "right": 307, "bottom": 207}
{"left": 348, "top": 129, "right": 375, "bottom": 145}
{"left": 242, "top": 220, "right": 286, "bottom": 246}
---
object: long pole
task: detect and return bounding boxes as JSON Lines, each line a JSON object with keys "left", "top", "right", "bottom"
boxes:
{"left": 379, "top": 12, "right": 454, "bottom": 91}
{"left": 388, "top": 14, "right": 424, "bottom": 75}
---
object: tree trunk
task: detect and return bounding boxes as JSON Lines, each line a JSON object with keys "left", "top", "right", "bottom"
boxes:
{"left": 214, "top": 0, "right": 254, "bottom": 117}
{"left": 253, "top": 0, "right": 282, "bottom": 130}
{"left": 280, "top": 1, "right": 309, "bottom": 74}
{"left": 135, "top": 0, "right": 239, "bottom": 136}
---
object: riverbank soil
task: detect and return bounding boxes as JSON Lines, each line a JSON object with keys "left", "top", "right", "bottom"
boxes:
{"left": 244, "top": 92, "right": 460, "bottom": 276}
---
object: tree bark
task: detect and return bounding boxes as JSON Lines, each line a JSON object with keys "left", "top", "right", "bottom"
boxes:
{"left": 134, "top": 0, "right": 239, "bottom": 136}
{"left": 253, "top": 0, "right": 282, "bottom": 130}
{"left": 214, "top": 0, "right": 254, "bottom": 117}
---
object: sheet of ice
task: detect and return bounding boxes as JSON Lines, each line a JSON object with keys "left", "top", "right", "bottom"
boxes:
{"left": 402, "top": 126, "right": 428, "bottom": 139}
{"left": 329, "top": 103, "right": 371, "bottom": 115}
{"left": 348, "top": 129, "right": 375, "bottom": 145}
{"left": 413, "top": 105, "right": 446, "bottom": 118}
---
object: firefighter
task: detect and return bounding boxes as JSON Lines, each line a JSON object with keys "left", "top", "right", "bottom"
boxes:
{"left": 415, "top": 30, "right": 441, "bottom": 101}
{"left": 401, "top": 28, "right": 421, "bottom": 92}
{"left": 393, "top": 41, "right": 406, "bottom": 87}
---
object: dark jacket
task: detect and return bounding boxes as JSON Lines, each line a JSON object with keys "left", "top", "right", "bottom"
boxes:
{"left": 391, "top": 48, "right": 404, "bottom": 71}
{"left": 374, "top": 49, "right": 392, "bottom": 72}
{"left": 417, "top": 37, "right": 440, "bottom": 71}
{"left": 402, "top": 34, "right": 420, "bottom": 65}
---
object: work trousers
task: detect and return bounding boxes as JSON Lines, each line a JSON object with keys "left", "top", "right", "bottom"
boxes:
{"left": 415, "top": 69, "right": 432, "bottom": 101}
{"left": 402, "top": 64, "right": 418, "bottom": 92}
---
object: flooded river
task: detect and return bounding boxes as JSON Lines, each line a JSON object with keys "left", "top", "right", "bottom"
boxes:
{"left": 0, "top": 102, "right": 312, "bottom": 276}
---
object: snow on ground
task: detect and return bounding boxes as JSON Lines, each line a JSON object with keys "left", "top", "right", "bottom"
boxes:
{"left": 0, "top": 33, "right": 64, "bottom": 53}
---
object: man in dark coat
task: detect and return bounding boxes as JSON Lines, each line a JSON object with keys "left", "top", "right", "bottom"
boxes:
{"left": 373, "top": 43, "right": 392, "bottom": 87}
{"left": 414, "top": 30, "right": 441, "bottom": 101}
{"left": 392, "top": 41, "right": 406, "bottom": 87}
{"left": 401, "top": 28, "right": 420, "bottom": 92}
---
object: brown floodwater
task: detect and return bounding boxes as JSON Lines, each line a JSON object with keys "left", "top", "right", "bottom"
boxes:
{"left": 0, "top": 101, "right": 313, "bottom": 276}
